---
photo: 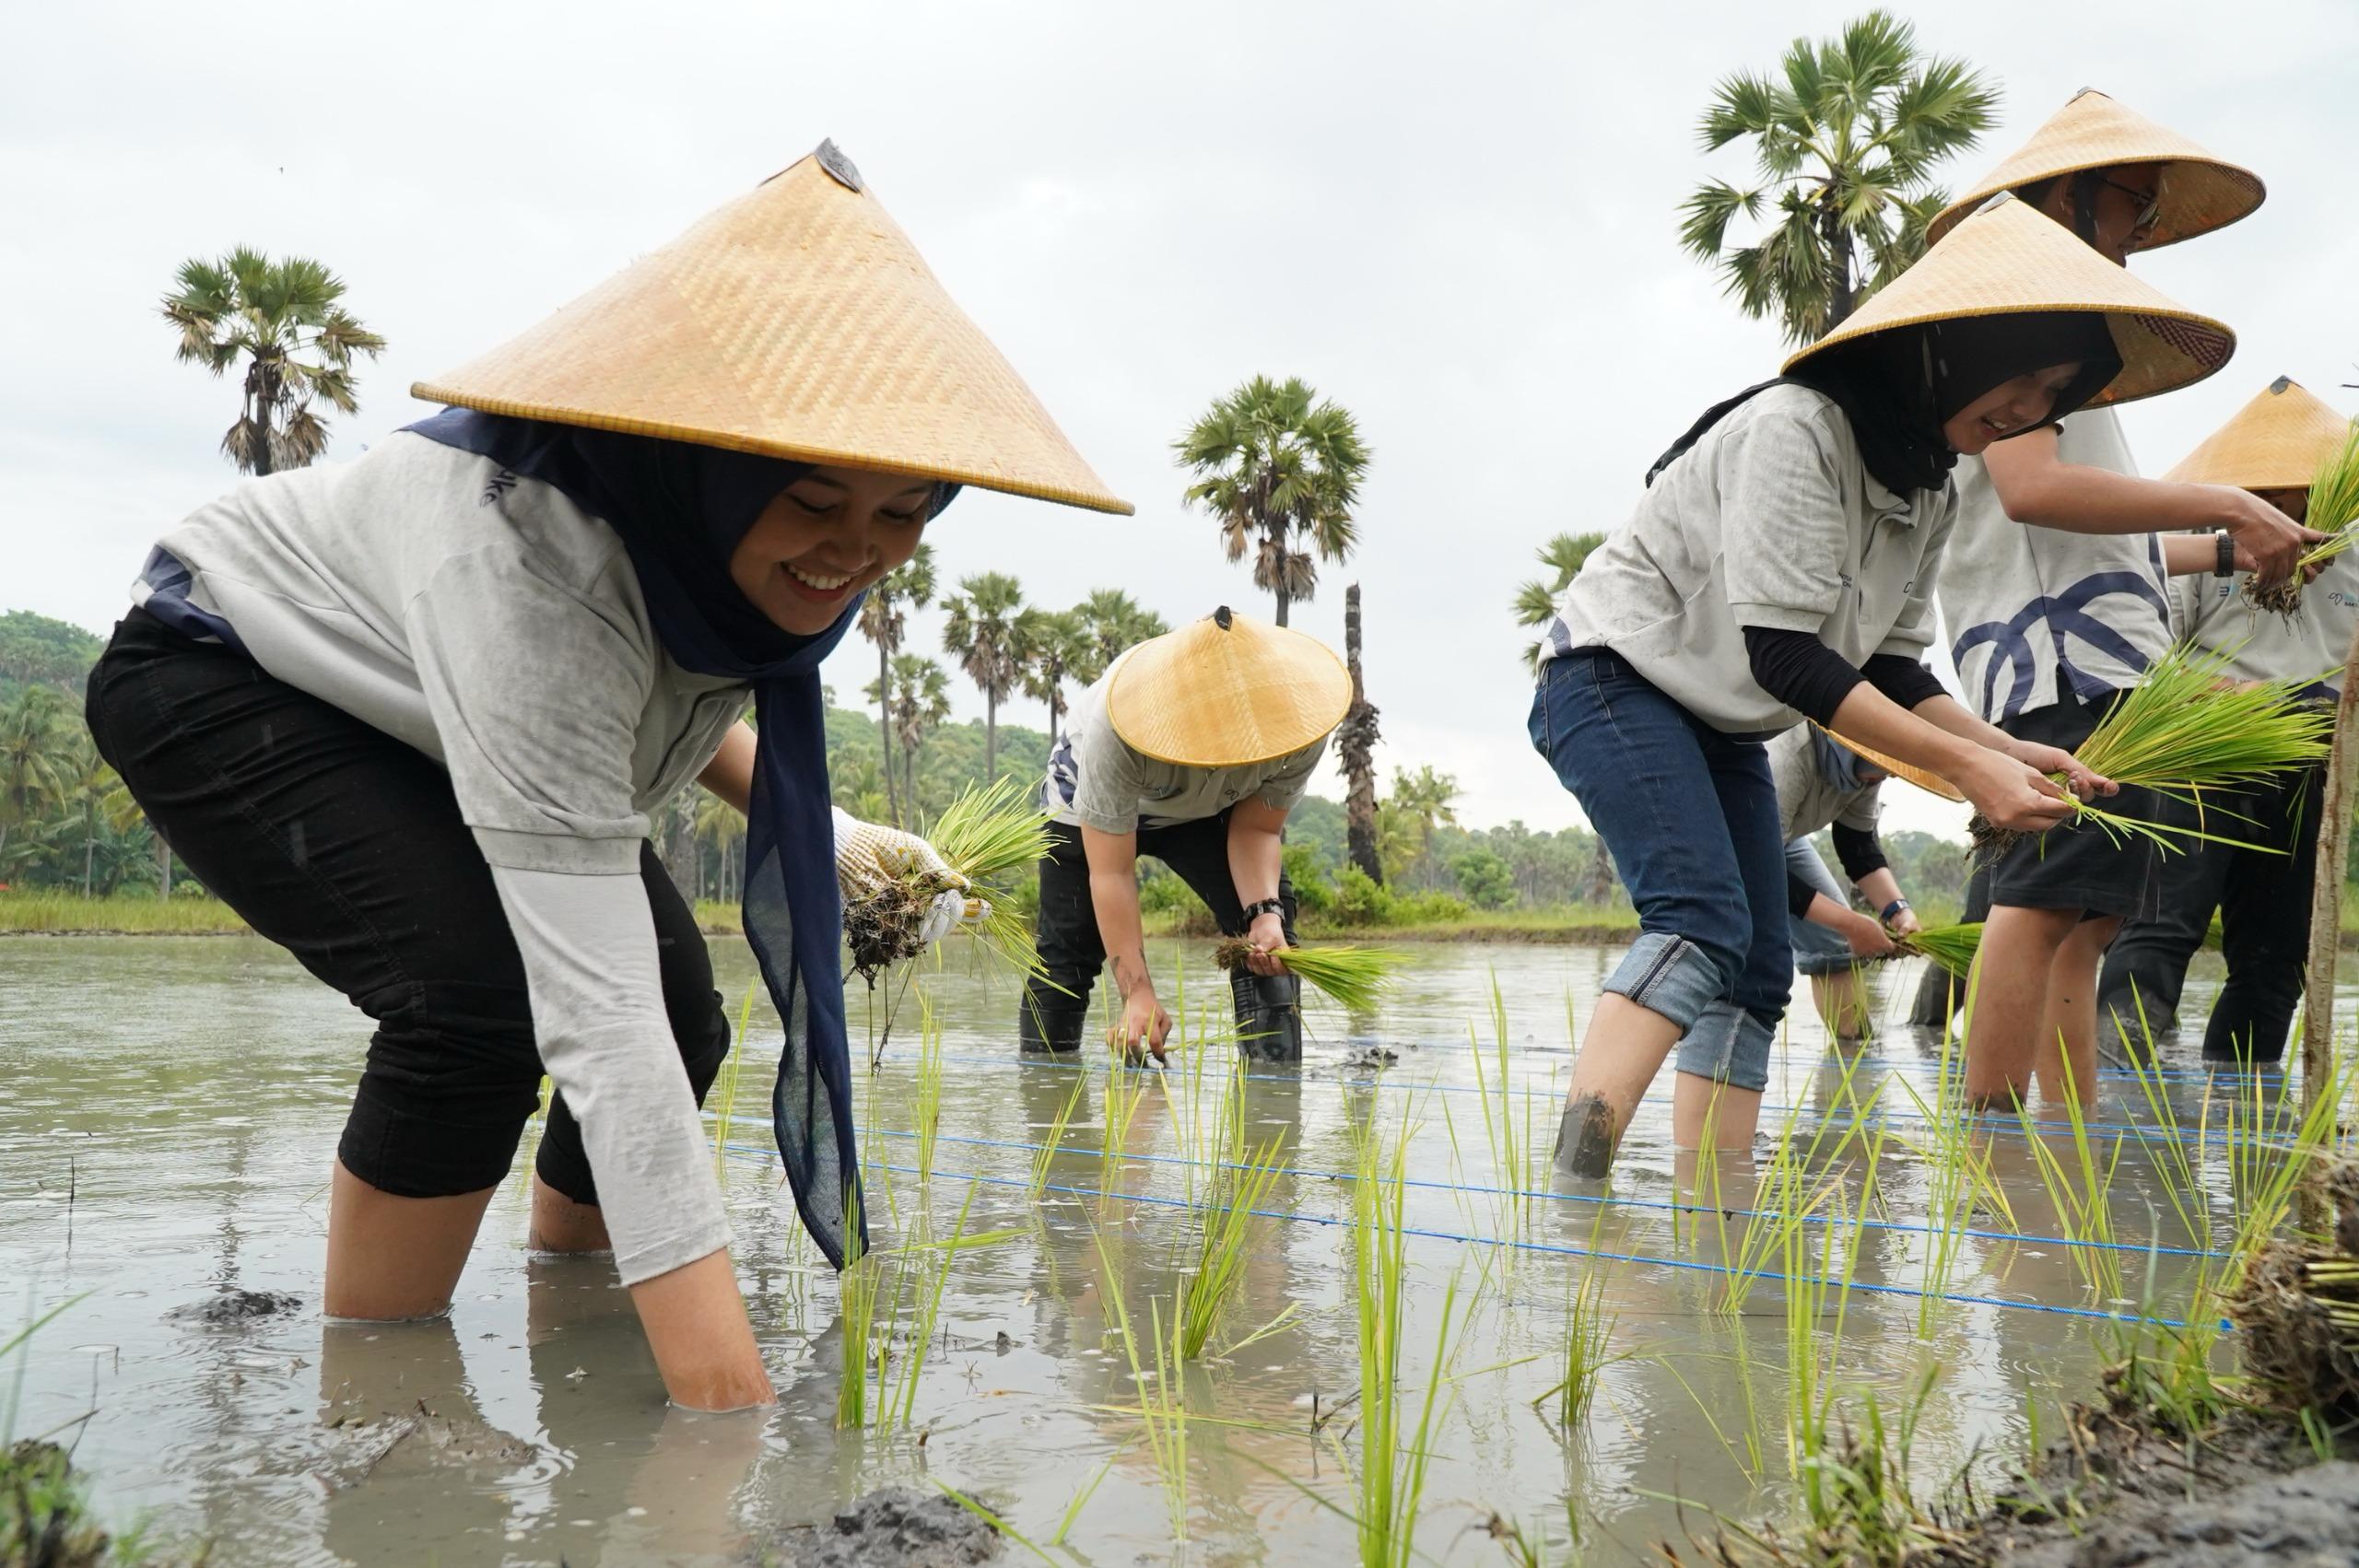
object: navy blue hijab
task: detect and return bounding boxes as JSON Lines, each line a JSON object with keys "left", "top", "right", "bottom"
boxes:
{"left": 408, "top": 406, "right": 954, "bottom": 1270}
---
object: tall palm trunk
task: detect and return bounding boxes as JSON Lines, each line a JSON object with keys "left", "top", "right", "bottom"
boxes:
{"left": 877, "top": 643, "right": 899, "bottom": 826}
{"left": 1342, "top": 584, "right": 1383, "bottom": 884}
{"left": 984, "top": 696, "right": 998, "bottom": 780}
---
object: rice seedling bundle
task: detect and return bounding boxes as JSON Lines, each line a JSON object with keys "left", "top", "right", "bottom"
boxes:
{"left": 1212, "top": 939, "right": 1404, "bottom": 1012}
{"left": 2245, "top": 420, "right": 2359, "bottom": 616}
{"left": 1971, "top": 644, "right": 2334, "bottom": 858}
{"left": 1892, "top": 922, "right": 1981, "bottom": 979}
{"left": 843, "top": 775, "right": 1054, "bottom": 982}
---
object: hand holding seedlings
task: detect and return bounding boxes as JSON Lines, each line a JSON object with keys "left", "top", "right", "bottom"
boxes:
{"left": 1844, "top": 912, "right": 1897, "bottom": 960}
{"left": 1950, "top": 746, "right": 2082, "bottom": 834}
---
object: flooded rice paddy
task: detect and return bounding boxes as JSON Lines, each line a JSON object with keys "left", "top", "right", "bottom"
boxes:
{"left": 3, "top": 935, "right": 2352, "bottom": 1565}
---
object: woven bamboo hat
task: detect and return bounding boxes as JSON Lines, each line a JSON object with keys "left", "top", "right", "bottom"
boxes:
{"left": 1783, "top": 194, "right": 2235, "bottom": 408}
{"left": 1928, "top": 88, "right": 2264, "bottom": 250}
{"left": 1106, "top": 607, "right": 1351, "bottom": 767}
{"left": 1813, "top": 724, "right": 1967, "bottom": 803}
{"left": 2164, "top": 378, "right": 2353, "bottom": 491}
{"left": 412, "top": 141, "right": 1132, "bottom": 515}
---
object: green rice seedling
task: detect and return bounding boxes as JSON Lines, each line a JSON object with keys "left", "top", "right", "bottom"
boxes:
{"left": 1178, "top": 1072, "right": 1291, "bottom": 1359}
{"left": 1531, "top": 1220, "right": 1618, "bottom": 1434}
{"left": 833, "top": 1209, "right": 887, "bottom": 1430}
{"left": 1976, "top": 644, "right": 2336, "bottom": 855}
{"left": 1026, "top": 1071, "right": 1087, "bottom": 1202}
{"left": 2010, "top": 1051, "right": 2127, "bottom": 1305}
{"left": 1214, "top": 938, "right": 1404, "bottom": 1012}
{"left": 910, "top": 993, "right": 946, "bottom": 1191}
{"left": 886, "top": 1182, "right": 1024, "bottom": 1429}
{"left": 1896, "top": 1018, "right": 1995, "bottom": 1340}
{"left": 1782, "top": 1129, "right": 1884, "bottom": 1483}
{"left": 1097, "top": 1054, "right": 1150, "bottom": 1198}
{"left": 708, "top": 984, "right": 757, "bottom": 1179}
{"left": 2246, "top": 419, "right": 2359, "bottom": 615}
{"left": 1093, "top": 1229, "right": 1191, "bottom": 1542}
{"left": 1351, "top": 1117, "right": 1463, "bottom": 1568}
{"left": 844, "top": 774, "right": 1055, "bottom": 984}
{"left": 1891, "top": 921, "right": 1981, "bottom": 979}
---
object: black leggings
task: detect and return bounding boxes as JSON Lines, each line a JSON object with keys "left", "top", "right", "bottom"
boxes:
{"left": 85, "top": 608, "right": 733, "bottom": 1204}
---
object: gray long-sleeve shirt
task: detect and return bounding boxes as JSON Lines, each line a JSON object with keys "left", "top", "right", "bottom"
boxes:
{"left": 135, "top": 432, "right": 749, "bottom": 1284}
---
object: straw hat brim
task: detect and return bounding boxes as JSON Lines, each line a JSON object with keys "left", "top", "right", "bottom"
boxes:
{"left": 1813, "top": 724, "right": 1967, "bottom": 803}
{"left": 1784, "top": 195, "right": 2234, "bottom": 409}
{"left": 1107, "top": 614, "right": 1352, "bottom": 769}
{"left": 413, "top": 146, "right": 1133, "bottom": 517}
{"left": 1928, "top": 90, "right": 2264, "bottom": 250}
{"left": 2163, "top": 379, "right": 2353, "bottom": 492}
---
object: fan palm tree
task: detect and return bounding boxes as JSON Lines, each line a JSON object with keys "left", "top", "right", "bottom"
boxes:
{"left": 1511, "top": 532, "right": 1609, "bottom": 673}
{"left": 940, "top": 573, "right": 1027, "bottom": 779}
{"left": 1013, "top": 608, "right": 1092, "bottom": 741}
{"left": 887, "top": 654, "right": 953, "bottom": 813}
{"left": 1677, "top": 10, "right": 1999, "bottom": 345}
{"left": 161, "top": 247, "right": 387, "bottom": 474}
{"left": 1175, "top": 376, "right": 1371, "bottom": 626}
{"left": 1074, "top": 589, "right": 1169, "bottom": 672}
{"left": 857, "top": 544, "right": 935, "bottom": 825}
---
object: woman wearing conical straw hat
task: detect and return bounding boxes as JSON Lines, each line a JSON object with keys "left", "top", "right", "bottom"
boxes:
{"left": 85, "top": 142, "right": 1131, "bottom": 1410}
{"left": 1532, "top": 194, "right": 2232, "bottom": 1177}
{"left": 2095, "top": 379, "right": 2357, "bottom": 1065}
{"left": 1023, "top": 606, "right": 1347, "bottom": 1062}
{"left": 1919, "top": 89, "right": 2322, "bottom": 1106}
{"left": 1708, "top": 727, "right": 1964, "bottom": 1044}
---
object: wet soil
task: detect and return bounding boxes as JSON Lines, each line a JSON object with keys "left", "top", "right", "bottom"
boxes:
{"left": 767, "top": 1485, "right": 1002, "bottom": 1567}
{"left": 162, "top": 1289, "right": 301, "bottom": 1326}
{"left": 1958, "top": 1409, "right": 2359, "bottom": 1566}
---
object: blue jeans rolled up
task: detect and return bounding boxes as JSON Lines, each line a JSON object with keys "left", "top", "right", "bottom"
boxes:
{"left": 1528, "top": 650, "right": 1790, "bottom": 1092}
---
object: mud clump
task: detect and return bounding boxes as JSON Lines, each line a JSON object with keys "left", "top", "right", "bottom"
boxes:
{"left": 166, "top": 1288, "right": 301, "bottom": 1325}
{"left": 779, "top": 1485, "right": 1001, "bottom": 1567}
{"left": 1993, "top": 1456, "right": 2359, "bottom": 1566}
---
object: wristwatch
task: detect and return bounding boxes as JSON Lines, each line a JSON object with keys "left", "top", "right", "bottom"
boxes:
{"left": 1240, "top": 897, "right": 1285, "bottom": 922}
{"left": 2214, "top": 530, "right": 2236, "bottom": 578}
{"left": 1880, "top": 897, "right": 1911, "bottom": 924}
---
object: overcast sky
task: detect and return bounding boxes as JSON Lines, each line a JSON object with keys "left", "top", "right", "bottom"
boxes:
{"left": 6, "top": 1, "right": 2354, "bottom": 843}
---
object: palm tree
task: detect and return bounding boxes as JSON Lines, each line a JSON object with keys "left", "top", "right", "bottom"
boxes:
{"left": 857, "top": 544, "right": 935, "bottom": 825}
{"left": 1074, "top": 589, "right": 1169, "bottom": 673}
{"left": 161, "top": 248, "right": 387, "bottom": 475}
{"left": 1676, "top": 10, "right": 1999, "bottom": 345}
{"left": 0, "top": 687, "right": 71, "bottom": 860}
{"left": 1013, "top": 608, "right": 1092, "bottom": 742}
{"left": 1511, "top": 532, "right": 1608, "bottom": 672}
{"left": 940, "top": 573, "right": 1026, "bottom": 779}
{"left": 887, "top": 654, "right": 952, "bottom": 813}
{"left": 1379, "top": 766, "right": 1461, "bottom": 889}
{"left": 1175, "top": 376, "right": 1371, "bottom": 626}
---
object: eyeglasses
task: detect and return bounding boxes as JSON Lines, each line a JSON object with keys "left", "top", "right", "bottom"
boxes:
{"left": 2093, "top": 171, "right": 2166, "bottom": 245}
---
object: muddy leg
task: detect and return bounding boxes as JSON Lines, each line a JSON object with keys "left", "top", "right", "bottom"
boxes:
{"left": 324, "top": 1160, "right": 497, "bottom": 1320}
{"left": 1963, "top": 905, "right": 2079, "bottom": 1109}
{"left": 1555, "top": 993, "right": 1683, "bottom": 1177}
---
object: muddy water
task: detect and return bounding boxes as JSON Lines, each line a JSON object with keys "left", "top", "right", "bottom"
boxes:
{"left": 0, "top": 935, "right": 2341, "bottom": 1565}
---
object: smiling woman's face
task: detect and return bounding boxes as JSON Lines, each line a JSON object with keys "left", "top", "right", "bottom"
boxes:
{"left": 1942, "top": 362, "right": 2086, "bottom": 456}
{"left": 728, "top": 464, "right": 935, "bottom": 634}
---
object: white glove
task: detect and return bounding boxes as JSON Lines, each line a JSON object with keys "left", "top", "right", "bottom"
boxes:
{"left": 918, "top": 888, "right": 992, "bottom": 946}
{"left": 831, "top": 806, "right": 966, "bottom": 899}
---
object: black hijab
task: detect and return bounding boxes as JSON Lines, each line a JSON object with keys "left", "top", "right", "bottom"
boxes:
{"left": 1646, "top": 311, "right": 2124, "bottom": 497}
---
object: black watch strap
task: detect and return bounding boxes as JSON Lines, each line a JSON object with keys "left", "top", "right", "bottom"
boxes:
{"left": 1240, "top": 897, "right": 1285, "bottom": 922}
{"left": 2215, "top": 530, "right": 2236, "bottom": 578}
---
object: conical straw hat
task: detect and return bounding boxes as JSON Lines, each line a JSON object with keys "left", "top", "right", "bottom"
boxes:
{"left": 1107, "top": 607, "right": 1351, "bottom": 768}
{"left": 2164, "top": 378, "right": 2353, "bottom": 491}
{"left": 1928, "top": 88, "right": 2264, "bottom": 250}
{"left": 413, "top": 141, "right": 1132, "bottom": 515}
{"left": 1784, "top": 194, "right": 2234, "bottom": 408}
{"left": 1812, "top": 723, "right": 1966, "bottom": 803}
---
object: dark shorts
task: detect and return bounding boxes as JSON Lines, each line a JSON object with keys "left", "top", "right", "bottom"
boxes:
{"left": 1984, "top": 688, "right": 2160, "bottom": 923}
{"left": 84, "top": 608, "right": 732, "bottom": 1203}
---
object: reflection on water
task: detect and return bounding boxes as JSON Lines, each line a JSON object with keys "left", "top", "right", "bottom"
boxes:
{"left": 0, "top": 934, "right": 2344, "bottom": 1564}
